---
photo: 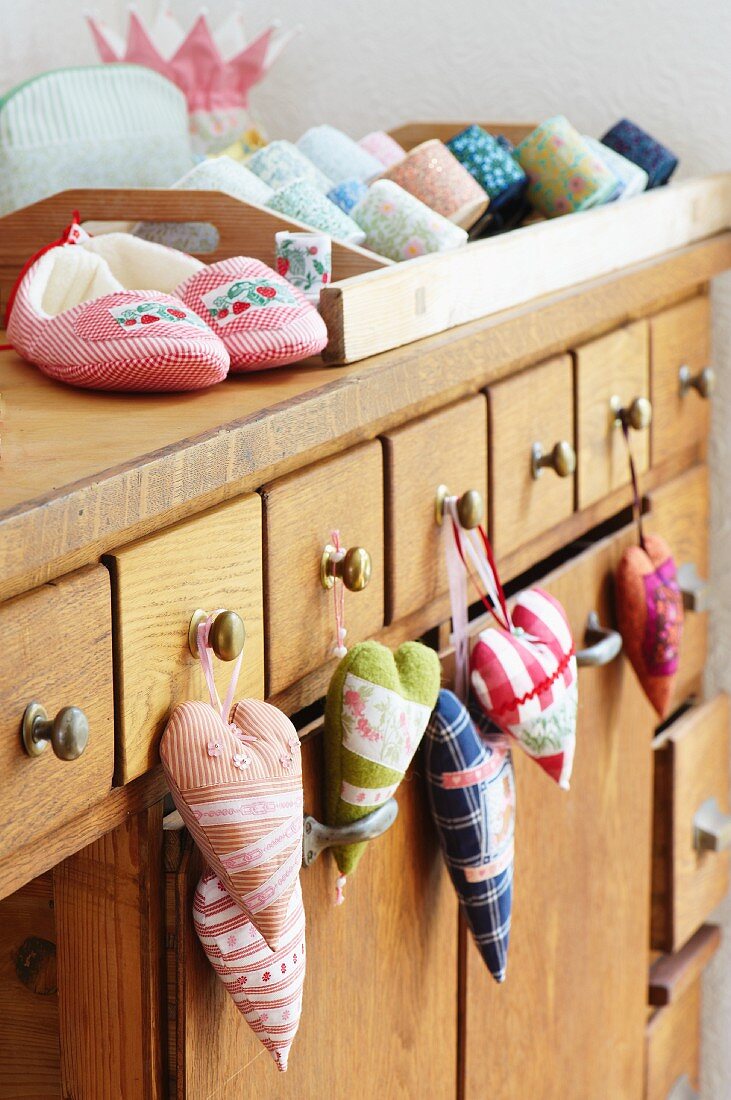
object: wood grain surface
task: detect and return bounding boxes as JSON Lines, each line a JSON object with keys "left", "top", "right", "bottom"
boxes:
{"left": 649, "top": 923, "right": 720, "bottom": 1007}
{"left": 651, "top": 294, "right": 712, "bottom": 467}
{"left": 645, "top": 982, "right": 701, "bottom": 1100}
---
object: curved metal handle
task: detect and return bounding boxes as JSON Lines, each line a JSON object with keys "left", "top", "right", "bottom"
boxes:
{"left": 188, "top": 609, "right": 246, "bottom": 661}
{"left": 21, "top": 702, "right": 89, "bottom": 760}
{"left": 531, "top": 440, "right": 576, "bottom": 480}
{"left": 610, "top": 394, "right": 653, "bottom": 431}
{"left": 667, "top": 1074, "right": 699, "bottom": 1100}
{"left": 679, "top": 364, "right": 715, "bottom": 400}
{"left": 434, "top": 484, "right": 484, "bottom": 529}
{"left": 302, "top": 799, "right": 399, "bottom": 867}
{"left": 320, "top": 544, "right": 372, "bottom": 592}
{"left": 693, "top": 798, "right": 731, "bottom": 852}
{"left": 677, "top": 562, "right": 709, "bottom": 614}
{"left": 576, "top": 611, "right": 623, "bottom": 668}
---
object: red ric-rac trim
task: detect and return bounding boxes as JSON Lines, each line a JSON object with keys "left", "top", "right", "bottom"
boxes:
{"left": 482, "top": 642, "right": 576, "bottom": 720}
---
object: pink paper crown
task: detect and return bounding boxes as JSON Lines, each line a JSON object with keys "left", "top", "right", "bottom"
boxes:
{"left": 86, "top": 5, "right": 296, "bottom": 112}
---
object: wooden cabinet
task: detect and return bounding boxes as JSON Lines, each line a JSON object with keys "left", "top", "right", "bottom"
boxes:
{"left": 651, "top": 295, "right": 712, "bottom": 469}
{"left": 106, "top": 495, "right": 265, "bottom": 783}
{"left": 382, "top": 395, "right": 488, "bottom": 622}
{"left": 463, "top": 525, "right": 655, "bottom": 1100}
{"left": 488, "top": 355, "right": 575, "bottom": 558}
{"left": 575, "top": 320, "right": 650, "bottom": 509}
{"left": 167, "top": 732, "right": 458, "bottom": 1100}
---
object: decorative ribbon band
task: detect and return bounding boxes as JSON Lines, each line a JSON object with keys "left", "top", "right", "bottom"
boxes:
{"left": 464, "top": 842, "right": 514, "bottom": 882}
{"left": 439, "top": 752, "right": 507, "bottom": 789}
{"left": 242, "top": 845, "right": 302, "bottom": 915}
{"left": 339, "top": 779, "right": 399, "bottom": 806}
{"left": 191, "top": 791, "right": 303, "bottom": 824}
{"left": 221, "top": 815, "right": 303, "bottom": 872}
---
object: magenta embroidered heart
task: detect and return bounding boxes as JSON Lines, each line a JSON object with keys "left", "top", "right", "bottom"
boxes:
{"left": 160, "top": 698, "right": 303, "bottom": 949}
{"left": 470, "top": 587, "right": 578, "bottom": 789}
{"left": 194, "top": 870, "right": 306, "bottom": 1073}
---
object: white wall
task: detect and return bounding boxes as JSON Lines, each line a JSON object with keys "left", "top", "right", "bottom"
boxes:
{"left": 4, "top": 0, "right": 731, "bottom": 1091}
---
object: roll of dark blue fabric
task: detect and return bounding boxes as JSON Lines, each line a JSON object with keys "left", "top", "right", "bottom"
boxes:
{"left": 424, "top": 689, "right": 515, "bottom": 983}
{"left": 600, "top": 118, "right": 678, "bottom": 188}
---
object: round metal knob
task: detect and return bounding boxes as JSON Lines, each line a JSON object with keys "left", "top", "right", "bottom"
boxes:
{"left": 434, "top": 485, "right": 484, "bottom": 529}
{"left": 531, "top": 440, "right": 576, "bottom": 480}
{"left": 321, "top": 545, "right": 372, "bottom": 592}
{"left": 611, "top": 395, "right": 652, "bottom": 431}
{"left": 22, "top": 702, "right": 89, "bottom": 760}
{"left": 188, "top": 609, "right": 246, "bottom": 661}
{"left": 679, "top": 364, "right": 715, "bottom": 400}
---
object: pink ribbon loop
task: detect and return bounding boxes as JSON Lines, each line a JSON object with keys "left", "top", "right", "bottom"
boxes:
{"left": 196, "top": 609, "right": 244, "bottom": 723}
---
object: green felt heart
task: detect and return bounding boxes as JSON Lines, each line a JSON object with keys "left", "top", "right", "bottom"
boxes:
{"left": 323, "top": 640, "right": 441, "bottom": 876}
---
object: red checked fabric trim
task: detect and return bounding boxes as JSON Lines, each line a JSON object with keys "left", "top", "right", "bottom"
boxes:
{"left": 485, "top": 642, "right": 576, "bottom": 720}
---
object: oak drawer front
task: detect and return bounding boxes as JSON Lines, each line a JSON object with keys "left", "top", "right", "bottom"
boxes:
{"left": 647, "top": 465, "right": 709, "bottom": 710}
{"left": 108, "top": 494, "right": 264, "bottom": 784}
{"left": 652, "top": 695, "right": 730, "bottom": 953}
{"left": 645, "top": 982, "right": 701, "bottom": 1100}
{"left": 575, "top": 320, "right": 650, "bottom": 510}
{"left": 464, "top": 523, "right": 654, "bottom": 1100}
{"left": 262, "top": 441, "right": 384, "bottom": 696}
{"left": 382, "top": 394, "right": 488, "bottom": 623}
{"left": 488, "top": 355, "right": 575, "bottom": 559}
{"left": 651, "top": 295, "right": 712, "bottom": 469}
{"left": 0, "top": 568, "right": 114, "bottom": 863}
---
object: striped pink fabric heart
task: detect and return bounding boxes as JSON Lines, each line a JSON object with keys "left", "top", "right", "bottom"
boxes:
{"left": 470, "top": 587, "right": 578, "bottom": 789}
{"left": 161, "top": 698, "right": 303, "bottom": 949}
{"left": 194, "top": 869, "right": 306, "bottom": 1073}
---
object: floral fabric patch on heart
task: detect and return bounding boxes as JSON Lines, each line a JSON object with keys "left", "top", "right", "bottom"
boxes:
{"left": 201, "top": 277, "right": 296, "bottom": 325}
{"left": 109, "top": 300, "right": 209, "bottom": 329}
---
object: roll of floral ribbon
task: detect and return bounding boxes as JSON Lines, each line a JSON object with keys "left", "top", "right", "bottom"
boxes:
{"left": 515, "top": 116, "right": 619, "bottom": 217}
{"left": 327, "top": 178, "right": 368, "bottom": 215}
{"left": 267, "top": 179, "right": 365, "bottom": 244}
{"left": 275, "top": 231, "right": 332, "bottom": 300}
{"left": 382, "top": 139, "right": 489, "bottom": 229}
{"left": 446, "top": 124, "right": 528, "bottom": 220}
{"left": 351, "top": 179, "right": 468, "bottom": 262}
{"left": 358, "top": 130, "right": 406, "bottom": 169}
{"left": 600, "top": 118, "right": 678, "bottom": 188}
{"left": 248, "top": 139, "right": 333, "bottom": 193}
{"left": 583, "top": 136, "right": 648, "bottom": 201}
{"left": 297, "top": 125, "right": 383, "bottom": 184}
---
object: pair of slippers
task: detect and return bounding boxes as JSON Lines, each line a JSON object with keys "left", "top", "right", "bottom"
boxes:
{"left": 6, "top": 220, "right": 328, "bottom": 391}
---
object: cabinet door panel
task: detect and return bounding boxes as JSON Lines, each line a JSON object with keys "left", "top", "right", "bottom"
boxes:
{"left": 464, "top": 527, "right": 654, "bottom": 1100}
{"left": 170, "top": 735, "right": 458, "bottom": 1100}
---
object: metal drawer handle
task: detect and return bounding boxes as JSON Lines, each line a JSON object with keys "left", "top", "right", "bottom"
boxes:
{"left": 531, "top": 440, "right": 576, "bottom": 480}
{"left": 434, "top": 484, "right": 484, "bottom": 529}
{"left": 610, "top": 394, "right": 653, "bottom": 431}
{"left": 22, "top": 702, "right": 89, "bottom": 760}
{"left": 693, "top": 798, "right": 731, "bottom": 852}
{"left": 677, "top": 562, "right": 709, "bottom": 614}
{"left": 576, "top": 611, "right": 623, "bottom": 668}
{"left": 679, "top": 364, "right": 715, "bottom": 400}
{"left": 321, "top": 544, "right": 372, "bottom": 592}
{"left": 188, "top": 609, "right": 245, "bottom": 661}
{"left": 667, "top": 1074, "right": 699, "bottom": 1100}
{"left": 302, "top": 799, "right": 399, "bottom": 867}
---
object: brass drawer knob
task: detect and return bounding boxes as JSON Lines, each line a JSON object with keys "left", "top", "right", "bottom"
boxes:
{"left": 610, "top": 395, "right": 652, "bottom": 431}
{"left": 434, "top": 484, "right": 484, "bottom": 529}
{"left": 679, "top": 364, "right": 715, "bottom": 399}
{"left": 693, "top": 797, "right": 731, "bottom": 852}
{"left": 321, "top": 545, "right": 372, "bottom": 592}
{"left": 188, "top": 609, "right": 246, "bottom": 661}
{"left": 22, "top": 702, "right": 89, "bottom": 760}
{"left": 531, "top": 440, "right": 576, "bottom": 480}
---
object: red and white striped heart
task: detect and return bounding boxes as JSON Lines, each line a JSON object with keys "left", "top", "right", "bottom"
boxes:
{"left": 470, "top": 587, "right": 577, "bottom": 789}
{"left": 160, "top": 698, "right": 303, "bottom": 949}
{"left": 194, "top": 869, "right": 306, "bottom": 1073}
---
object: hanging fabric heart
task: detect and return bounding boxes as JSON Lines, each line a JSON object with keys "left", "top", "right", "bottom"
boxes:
{"left": 614, "top": 419, "right": 683, "bottom": 718}
{"left": 323, "top": 640, "right": 441, "bottom": 891}
{"left": 194, "top": 869, "right": 306, "bottom": 1072}
{"left": 424, "top": 689, "right": 515, "bottom": 982}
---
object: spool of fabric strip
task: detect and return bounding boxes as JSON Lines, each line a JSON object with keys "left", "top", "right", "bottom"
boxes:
{"left": 515, "top": 116, "right": 619, "bottom": 217}
{"left": 275, "top": 231, "right": 331, "bottom": 300}
{"left": 248, "top": 140, "right": 333, "bottom": 193}
{"left": 583, "top": 136, "right": 648, "bottom": 201}
{"left": 297, "top": 125, "right": 383, "bottom": 184}
{"left": 358, "top": 129, "right": 406, "bottom": 169}
{"left": 267, "top": 180, "right": 365, "bottom": 244}
{"left": 327, "top": 178, "right": 368, "bottom": 215}
{"left": 446, "top": 124, "right": 528, "bottom": 220}
{"left": 600, "top": 118, "right": 678, "bottom": 188}
{"left": 351, "top": 179, "right": 467, "bottom": 261}
{"left": 382, "top": 139, "right": 489, "bottom": 229}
